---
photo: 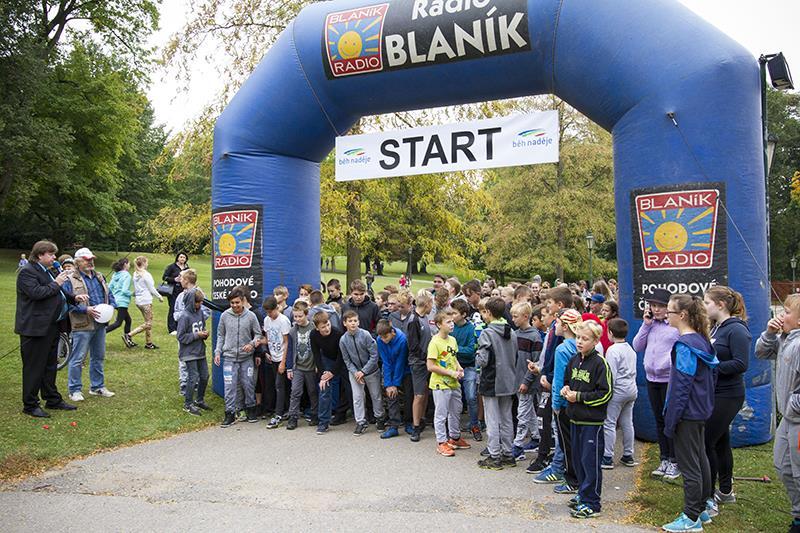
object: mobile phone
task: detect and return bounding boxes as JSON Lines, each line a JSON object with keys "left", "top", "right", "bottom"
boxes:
{"left": 643, "top": 304, "right": 652, "bottom": 320}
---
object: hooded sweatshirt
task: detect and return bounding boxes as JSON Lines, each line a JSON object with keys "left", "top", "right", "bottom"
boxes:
{"left": 756, "top": 328, "right": 800, "bottom": 423}
{"left": 663, "top": 333, "right": 719, "bottom": 438}
{"left": 710, "top": 317, "right": 751, "bottom": 398}
{"left": 389, "top": 310, "right": 415, "bottom": 335}
{"left": 476, "top": 320, "right": 518, "bottom": 397}
{"left": 339, "top": 327, "right": 380, "bottom": 376}
{"left": 341, "top": 295, "right": 380, "bottom": 334}
{"left": 406, "top": 311, "right": 433, "bottom": 367}
{"left": 515, "top": 326, "right": 543, "bottom": 389}
{"left": 108, "top": 270, "right": 132, "bottom": 308}
{"left": 552, "top": 338, "right": 578, "bottom": 412}
{"left": 286, "top": 321, "right": 316, "bottom": 372}
{"left": 377, "top": 327, "right": 411, "bottom": 388}
{"left": 176, "top": 304, "right": 207, "bottom": 362}
{"left": 633, "top": 319, "right": 680, "bottom": 383}
{"left": 452, "top": 319, "right": 477, "bottom": 368}
{"left": 214, "top": 308, "right": 263, "bottom": 362}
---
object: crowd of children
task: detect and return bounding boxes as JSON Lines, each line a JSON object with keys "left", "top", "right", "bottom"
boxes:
{"left": 166, "top": 270, "right": 800, "bottom": 531}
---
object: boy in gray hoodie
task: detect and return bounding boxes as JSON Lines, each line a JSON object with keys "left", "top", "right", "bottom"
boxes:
{"left": 214, "top": 288, "right": 263, "bottom": 428}
{"left": 339, "top": 310, "right": 384, "bottom": 436}
{"left": 756, "top": 294, "right": 800, "bottom": 533}
{"left": 476, "top": 296, "right": 519, "bottom": 470}
{"left": 177, "top": 289, "right": 210, "bottom": 416}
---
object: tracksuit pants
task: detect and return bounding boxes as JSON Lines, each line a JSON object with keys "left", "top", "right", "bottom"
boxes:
{"left": 571, "top": 423, "right": 605, "bottom": 512}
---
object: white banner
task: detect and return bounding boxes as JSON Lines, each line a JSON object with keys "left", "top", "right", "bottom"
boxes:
{"left": 334, "top": 110, "right": 559, "bottom": 182}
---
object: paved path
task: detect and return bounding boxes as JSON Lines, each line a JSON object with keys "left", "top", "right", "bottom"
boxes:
{"left": 1, "top": 420, "right": 653, "bottom": 532}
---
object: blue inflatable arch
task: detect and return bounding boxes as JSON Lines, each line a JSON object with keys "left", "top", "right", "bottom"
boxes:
{"left": 212, "top": 0, "right": 772, "bottom": 445}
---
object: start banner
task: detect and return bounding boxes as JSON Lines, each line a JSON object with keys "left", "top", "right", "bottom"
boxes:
{"left": 334, "top": 110, "right": 559, "bottom": 182}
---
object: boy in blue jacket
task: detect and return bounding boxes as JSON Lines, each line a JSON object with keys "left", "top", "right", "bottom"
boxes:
{"left": 376, "top": 319, "right": 413, "bottom": 438}
{"left": 662, "top": 294, "right": 719, "bottom": 533}
{"left": 451, "top": 299, "right": 481, "bottom": 441}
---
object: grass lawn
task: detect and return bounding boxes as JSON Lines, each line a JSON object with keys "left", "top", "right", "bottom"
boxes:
{"left": 630, "top": 441, "right": 790, "bottom": 532}
{"left": 0, "top": 248, "right": 466, "bottom": 481}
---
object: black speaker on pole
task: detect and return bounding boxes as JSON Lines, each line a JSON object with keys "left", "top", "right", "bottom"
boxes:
{"left": 767, "top": 52, "right": 794, "bottom": 91}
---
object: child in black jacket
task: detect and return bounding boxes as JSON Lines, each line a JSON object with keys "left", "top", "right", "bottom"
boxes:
{"left": 561, "top": 321, "right": 612, "bottom": 519}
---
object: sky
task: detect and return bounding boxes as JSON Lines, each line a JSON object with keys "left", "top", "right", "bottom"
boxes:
{"left": 147, "top": 0, "right": 800, "bottom": 134}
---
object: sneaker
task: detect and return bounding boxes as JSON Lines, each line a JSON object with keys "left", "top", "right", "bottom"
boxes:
{"left": 571, "top": 503, "right": 601, "bottom": 519}
{"left": 376, "top": 418, "right": 386, "bottom": 431}
{"left": 713, "top": 488, "right": 736, "bottom": 504}
{"left": 170, "top": 331, "right": 177, "bottom": 336}
{"left": 381, "top": 427, "right": 399, "bottom": 439}
{"left": 236, "top": 411, "right": 247, "bottom": 422}
{"left": 308, "top": 417, "right": 319, "bottom": 427}
{"left": 353, "top": 422, "right": 368, "bottom": 436}
{"left": 221, "top": 412, "right": 236, "bottom": 428}
{"left": 447, "top": 437, "right": 471, "bottom": 450}
{"left": 194, "top": 401, "right": 212, "bottom": 411}
{"left": 704, "top": 499, "right": 718, "bottom": 519}
{"left": 554, "top": 483, "right": 578, "bottom": 494}
{"left": 500, "top": 454, "right": 517, "bottom": 467}
{"left": 534, "top": 467, "right": 565, "bottom": 484}
{"left": 620, "top": 455, "right": 638, "bottom": 467}
{"left": 316, "top": 425, "right": 329, "bottom": 435}
{"left": 286, "top": 417, "right": 298, "bottom": 430}
{"left": 523, "top": 439, "right": 539, "bottom": 452}
{"left": 663, "top": 462, "right": 682, "bottom": 481}
{"left": 144, "top": 343, "right": 159, "bottom": 350}
{"left": 280, "top": 413, "right": 290, "bottom": 421}
{"left": 652, "top": 459, "right": 669, "bottom": 477}
{"left": 410, "top": 427, "right": 421, "bottom": 442}
{"left": 437, "top": 442, "right": 456, "bottom": 457}
{"left": 471, "top": 425, "right": 483, "bottom": 441}
{"left": 330, "top": 414, "right": 347, "bottom": 426}
{"left": 511, "top": 445, "right": 526, "bottom": 461}
{"left": 266, "top": 416, "right": 282, "bottom": 429}
{"left": 89, "top": 387, "right": 115, "bottom": 398}
{"left": 661, "top": 512, "right": 703, "bottom": 532}
{"left": 404, "top": 424, "right": 414, "bottom": 435}
{"left": 698, "top": 510, "right": 712, "bottom": 525}
{"left": 480, "top": 447, "right": 491, "bottom": 457}
{"left": 246, "top": 408, "right": 258, "bottom": 423}
{"left": 527, "top": 457, "right": 549, "bottom": 474}
{"left": 478, "top": 456, "right": 504, "bottom": 470}
{"left": 601, "top": 456, "right": 614, "bottom": 469}
{"left": 122, "top": 333, "right": 135, "bottom": 348}
{"left": 69, "top": 391, "right": 85, "bottom": 402}
{"left": 567, "top": 495, "right": 581, "bottom": 510}
{"left": 183, "top": 404, "right": 202, "bottom": 416}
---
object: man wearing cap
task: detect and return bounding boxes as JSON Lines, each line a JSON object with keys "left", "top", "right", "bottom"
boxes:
{"left": 632, "top": 288, "right": 681, "bottom": 480}
{"left": 62, "top": 248, "right": 117, "bottom": 401}
{"left": 589, "top": 293, "right": 605, "bottom": 316}
{"left": 15, "top": 241, "right": 86, "bottom": 417}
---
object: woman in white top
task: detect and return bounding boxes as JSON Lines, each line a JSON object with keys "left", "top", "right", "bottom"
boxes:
{"left": 126, "top": 256, "right": 163, "bottom": 350}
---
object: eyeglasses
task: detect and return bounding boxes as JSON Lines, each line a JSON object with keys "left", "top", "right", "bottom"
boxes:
{"left": 666, "top": 310, "right": 682, "bottom": 315}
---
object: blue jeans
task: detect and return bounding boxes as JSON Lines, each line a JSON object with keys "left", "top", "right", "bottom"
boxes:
{"left": 550, "top": 410, "right": 565, "bottom": 475}
{"left": 461, "top": 366, "right": 479, "bottom": 428}
{"left": 68, "top": 328, "right": 107, "bottom": 393}
{"left": 318, "top": 375, "right": 340, "bottom": 427}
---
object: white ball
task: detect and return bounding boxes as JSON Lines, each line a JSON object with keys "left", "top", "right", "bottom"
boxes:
{"left": 94, "top": 303, "right": 115, "bottom": 324}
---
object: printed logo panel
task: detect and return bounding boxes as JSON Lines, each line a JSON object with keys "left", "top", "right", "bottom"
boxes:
{"left": 213, "top": 209, "right": 258, "bottom": 270}
{"left": 322, "top": 0, "right": 531, "bottom": 79}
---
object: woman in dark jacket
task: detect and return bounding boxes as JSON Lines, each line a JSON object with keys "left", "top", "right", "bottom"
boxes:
{"left": 702, "top": 286, "right": 751, "bottom": 513}
{"left": 163, "top": 252, "right": 189, "bottom": 334}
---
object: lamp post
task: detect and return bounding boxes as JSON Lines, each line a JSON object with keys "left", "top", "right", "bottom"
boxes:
{"left": 586, "top": 231, "right": 595, "bottom": 285}
{"left": 407, "top": 246, "right": 413, "bottom": 279}
{"left": 792, "top": 256, "right": 797, "bottom": 293}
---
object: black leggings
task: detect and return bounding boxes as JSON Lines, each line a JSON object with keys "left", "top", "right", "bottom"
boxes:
{"left": 106, "top": 307, "right": 131, "bottom": 334}
{"left": 704, "top": 394, "right": 743, "bottom": 495}
{"left": 647, "top": 380, "right": 675, "bottom": 461}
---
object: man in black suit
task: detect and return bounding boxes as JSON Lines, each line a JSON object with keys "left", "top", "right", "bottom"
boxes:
{"left": 15, "top": 240, "right": 85, "bottom": 417}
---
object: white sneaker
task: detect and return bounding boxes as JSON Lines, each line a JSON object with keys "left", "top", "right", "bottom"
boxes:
{"left": 170, "top": 331, "right": 178, "bottom": 336}
{"left": 652, "top": 459, "right": 668, "bottom": 477}
{"left": 663, "top": 461, "right": 682, "bottom": 480}
{"left": 69, "top": 391, "right": 85, "bottom": 402}
{"left": 89, "top": 387, "right": 115, "bottom": 398}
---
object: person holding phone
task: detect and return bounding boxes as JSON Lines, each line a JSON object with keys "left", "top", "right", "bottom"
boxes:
{"left": 632, "top": 288, "right": 680, "bottom": 479}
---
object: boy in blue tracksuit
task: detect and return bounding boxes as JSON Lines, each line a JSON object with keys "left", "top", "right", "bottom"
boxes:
{"left": 376, "top": 319, "right": 413, "bottom": 438}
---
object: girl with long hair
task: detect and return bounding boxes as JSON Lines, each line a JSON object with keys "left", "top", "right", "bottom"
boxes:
{"left": 106, "top": 258, "right": 133, "bottom": 339}
{"left": 127, "top": 256, "right": 163, "bottom": 350}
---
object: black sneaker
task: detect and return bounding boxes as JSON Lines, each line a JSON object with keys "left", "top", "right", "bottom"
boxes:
{"left": 316, "top": 425, "right": 329, "bottom": 435}
{"left": 527, "top": 457, "right": 549, "bottom": 474}
{"left": 287, "top": 417, "right": 298, "bottom": 430}
{"left": 184, "top": 404, "right": 202, "bottom": 416}
{"left": 620, "top": 455, "right": 639, "bottom": 467}
{"left": 194, "top": 401, "right": 212, "bottom": 411}
{"left": 330, "top": 414, "right": 347, "bottom": 426}
{"left": 221, "top": 412, "right": 236, "bottom": 428}
{"left": 144, "top": 343, "right": 159, "bottom": 350}
{"left": 480, "top": 447, "right": 491, "bottom": 457}
{"left": 246, "top": 408, "right": 258, "bottom": 423}
{"left": 353, "top": 422, "right": 368, "bottom": 436}
{"left": 122, "top": 333, "right": 135, "bottom": 348}
{"left": 410, "top": 427, "right": 421, "bottom": 442}
{"left": 500, "top": 454, "right": 517, "bottom": 467}
{"left": 478, "top": 457, "right": 504, "bottom": 470}
{"left": 376, "top": 417, "right": 386, "bottom": 431}
{"left": 308, "top": 417, "right": 319, "bottom": 427}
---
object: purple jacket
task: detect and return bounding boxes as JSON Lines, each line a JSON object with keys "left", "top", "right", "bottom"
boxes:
{"left": 632, "top": 319, "right": 680, "bottom": 383}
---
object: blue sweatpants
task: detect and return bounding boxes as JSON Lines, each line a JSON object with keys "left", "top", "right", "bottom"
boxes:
{"left": 571, "top": 423, "right": 604, "bottom": 512}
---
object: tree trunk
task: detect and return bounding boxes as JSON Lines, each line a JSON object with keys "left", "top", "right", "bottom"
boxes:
{"left": 331, "top": 256, "right": 336, "bottom": 272}
{"left": 363, "top": 256, "right": 371, "bottom": 273}
{"left": 419, "top": 261, "right": 428, "bottom": 274}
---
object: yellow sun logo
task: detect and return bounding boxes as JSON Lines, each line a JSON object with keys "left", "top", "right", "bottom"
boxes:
{"left": 218, "top": 233, "right": 237, "bottom": 256}
{"left": 338, "top": 31, "right": 363, "bottom": 59}
{"left": 654, "top": 221, "right": 689, "bottom": 252}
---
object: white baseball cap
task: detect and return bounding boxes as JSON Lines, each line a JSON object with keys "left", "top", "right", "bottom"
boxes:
{"left": 74, "top": 247, "right": 96, "bottom": 260}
